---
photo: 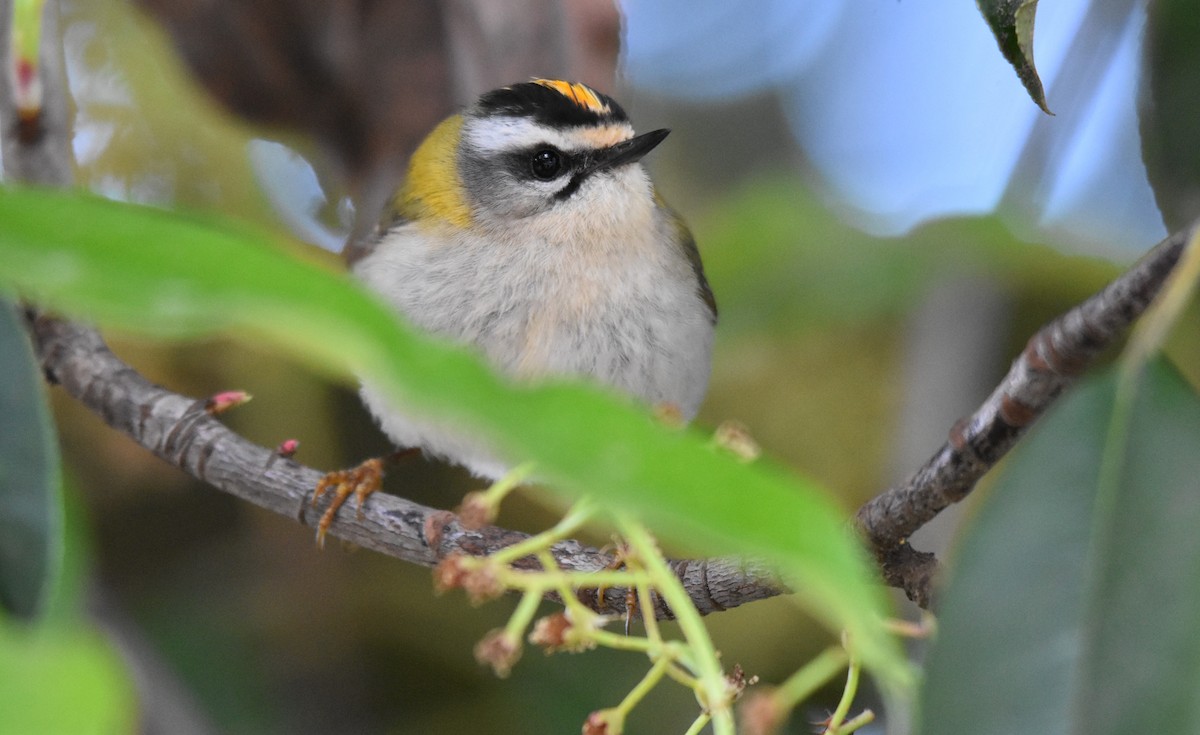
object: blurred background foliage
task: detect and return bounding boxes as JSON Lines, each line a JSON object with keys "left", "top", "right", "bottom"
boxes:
{"left": 4, "top": 0, "right": 1199, "bottom": 733}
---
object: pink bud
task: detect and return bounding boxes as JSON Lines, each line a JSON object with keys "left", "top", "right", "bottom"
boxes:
{"left": 204, "top": 390, "right": 252, "bottom": 415}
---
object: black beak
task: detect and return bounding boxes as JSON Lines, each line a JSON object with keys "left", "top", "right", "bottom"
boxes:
{"left": 555, "top": 128, "right": 671, "bottom": 201}
{"left": 591, "top": 128, "right": 670, "bottom": 172}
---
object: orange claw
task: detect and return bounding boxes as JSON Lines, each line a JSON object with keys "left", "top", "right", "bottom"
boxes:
{"left": 312, "top": 458, "right": 385, "bottom": 548}
{"left": 592, "top": 540, "right": 639, "bottom": 631}
{"left": 624, "top": 587, "right": 639, "bottom": 636}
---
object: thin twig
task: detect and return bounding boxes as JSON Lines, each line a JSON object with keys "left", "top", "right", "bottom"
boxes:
{"left": 854, "top": 226, "right": 1191, "bottom": 607}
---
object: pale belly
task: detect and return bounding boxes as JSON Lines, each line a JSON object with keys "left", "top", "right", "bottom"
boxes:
{"left": 353, "top": 224, "right": 714, "bottom": 479}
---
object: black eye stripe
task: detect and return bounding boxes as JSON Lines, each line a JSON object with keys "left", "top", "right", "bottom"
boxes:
{"left": 554, "top": 172, "right": 587, "bottom": 200}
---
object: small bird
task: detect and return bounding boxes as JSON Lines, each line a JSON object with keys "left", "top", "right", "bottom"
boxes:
{"left": 314, "top": 79, "right": 716, "bottom": 542}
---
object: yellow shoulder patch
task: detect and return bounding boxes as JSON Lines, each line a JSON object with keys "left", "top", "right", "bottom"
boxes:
{"left": 531, "top": 79, "right": 611, "bottom": 115}
{"left": 396, "top": 115, "right": 472, "bottom": 229}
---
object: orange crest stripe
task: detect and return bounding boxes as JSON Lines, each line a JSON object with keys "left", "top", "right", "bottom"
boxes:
{"left": 531, "top": 79, "right": 610, "bottom": 115}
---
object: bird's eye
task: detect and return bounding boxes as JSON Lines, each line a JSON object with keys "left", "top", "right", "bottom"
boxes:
{"left": 530, "top": 149, "right": 563, "bottom": 180}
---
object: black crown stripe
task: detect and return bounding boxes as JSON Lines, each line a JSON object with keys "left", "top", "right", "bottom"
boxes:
{"left": 474, "top": 81, "right": 629, "bottom": 128}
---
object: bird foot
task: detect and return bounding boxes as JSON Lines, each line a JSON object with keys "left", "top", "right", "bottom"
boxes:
{"left": 312, "top": 458, "right": 385, "bottom": 549}
{"left": 310, "top": 449, "right": 418, "bottom": 548}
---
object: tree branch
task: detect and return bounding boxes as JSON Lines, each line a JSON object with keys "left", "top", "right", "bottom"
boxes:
{"left": 9, "top": 0, "right": 1191, "bottom": 619}
{"left": 854, "top": 226, "right": 1191, "bottom": 607}
{"left": 28, "top": 314, "right": 783, "bottom": 619}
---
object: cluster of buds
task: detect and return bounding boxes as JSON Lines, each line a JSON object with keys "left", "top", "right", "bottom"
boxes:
{"left": 455, "top": 490, "right": 494, "bottom": 530}
{"left": 473, "top": 629, "right": 521, "bottom": 678}
{"left": 738, "top": 689, "right": 785, "bottom": 735}
{"left": 725, "top": 663, "right": 760, "bottom": 700}
{"left": 527, "top": 609, "right": 605, "bottom": 654}
{"left": 433, "top": 552, "right": 503, "bottom": 604}
{"left": 581, "top": 708, "right": 623, "bottom": 735}
{"left": 712, "top": 420, "right": 761, "bottom": 462}
{"left": 428, "top": 498, "right": 788, "bottom": 735}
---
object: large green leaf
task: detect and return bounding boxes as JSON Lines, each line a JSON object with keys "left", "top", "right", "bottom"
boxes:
{"left": 0, "top": 186, "right": 907, "bottom": 685}
{"left": 0, "top": 298, "right": 61, "bottom": 619}
{"left": 919, "top": 359, "right": 1200, "bottom": 734}
{"left": 1074, "top": 361, "right": 1200, "bottom": 733}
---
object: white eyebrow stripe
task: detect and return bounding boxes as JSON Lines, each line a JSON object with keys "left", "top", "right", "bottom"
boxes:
{"left": 464, "top": 116, "right": 634, "bottom": 154}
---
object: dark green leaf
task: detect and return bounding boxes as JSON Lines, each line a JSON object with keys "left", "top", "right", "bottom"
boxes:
{"left": 0, "top": 299, "right": 61, "bottom": 619}
{"left": 1139, "top": 0, "right": 1200, "bottom": 230}
{"left": 919, "top": 365, "right": 1110, "bottom": 735}
{"left": 0, "top": 187, "right": 908, "bottom": 685}
{"left": 919, "top": 359, "right": 1200, "bottom": 734}
{"left": 1074, "top": 360, "right": 1200, "bottom": 733}
{"left": 977, "top": 0, "right": 1051, "bottom": 114}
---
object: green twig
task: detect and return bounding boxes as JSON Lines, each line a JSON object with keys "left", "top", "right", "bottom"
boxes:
{"left": 832, "top": 708, "right": 875, "bottom": 734}
{"left": 506, "top": 568, "right": 650, "bottom": 590}
{"left": 480, "top": 462, "right": 535, "bottom": 506}
{"left": 773, "top": 645, "right": 848, "bottom": 712}
{"left": 682, "top": 712, "right": 711, "bottom": 735}
{"left": 616, "top": 515, "right": 734, "bottom": 735}
{"left": 614, "top": 655, "right": 673, "bottom": 721}
{"left": 503, "top": 586, "right": 545, "bottom": 641}
{"left": 823, "top": 653, "right": 861, "bottom": 732}
{"left": 488, "top": 498, "right": 596, "bottom": 566}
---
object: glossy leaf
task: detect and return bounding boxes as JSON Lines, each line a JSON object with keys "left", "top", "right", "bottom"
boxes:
{"left": 920, "top": 359, "right": 1200, "bottom": 734}
{"left": 0, "top": 299, "right": 61, "bottom": 619}
{"left": 0, "top": 186, "right": 907, "bottom": 686}
{"left": 977, "top": 0, "right": 1051, "bottom": 113}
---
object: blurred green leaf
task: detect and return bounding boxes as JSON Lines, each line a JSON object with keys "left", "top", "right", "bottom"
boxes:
{"left": 976, "top": 0, "right": 1051, "bottom": 114}
{"left": 919, "top": 359, "right": 1200, "bottom": 734}
{"left": 1139, "top": 0, "right": 1200, "bottom": 230}
{"left": 0, "top": 186, "right": 909, "bottom": 686}
{"left": 0, "top": 298, "right": 61, "bottom": 619}
{"left": 0, "top": 622, "right": 136, "bottom": 734}
{"left": 699, "top": 177, "right": 1119, "bottom": 337}
{"left": 700, "top": 180, "right": 929, "bottom": 334}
